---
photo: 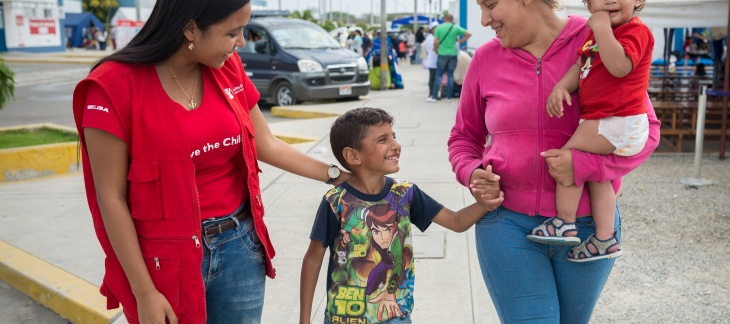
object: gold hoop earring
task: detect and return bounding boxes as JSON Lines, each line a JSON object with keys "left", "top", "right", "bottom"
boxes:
{"left": 188, "top": 42, "right": 194, "bottom": 51}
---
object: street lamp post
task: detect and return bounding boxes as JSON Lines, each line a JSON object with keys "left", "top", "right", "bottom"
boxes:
{"left": 370, "top": 0, "right": 374, "bottom": 25}
{"left": 134, "top": 0, "right": 141, "bottom": 21}
{"left": 414, "top": 0, "right": 418, "bottom": 39}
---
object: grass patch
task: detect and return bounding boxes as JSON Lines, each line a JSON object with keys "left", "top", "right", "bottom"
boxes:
{"left": 0, "top": 127, "right": 78, "bottom": 149}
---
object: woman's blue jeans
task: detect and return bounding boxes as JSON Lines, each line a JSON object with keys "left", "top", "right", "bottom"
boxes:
{"left": 201, "top": 206, "right": 266, "bottom": 324}
{"left": 475, "top": 206, "right": 621, "bottom": 324}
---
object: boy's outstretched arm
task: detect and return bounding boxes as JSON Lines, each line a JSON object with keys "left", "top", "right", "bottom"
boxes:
{"left": 300, "top": 240, "right": 327, "bottom": 324}
{"left": 431, "top": 191, "right": 504, "bottom": 233}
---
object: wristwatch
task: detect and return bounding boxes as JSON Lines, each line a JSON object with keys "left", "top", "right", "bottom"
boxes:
{"left": 325, "top": 164, "right": 341, "bottom": 184}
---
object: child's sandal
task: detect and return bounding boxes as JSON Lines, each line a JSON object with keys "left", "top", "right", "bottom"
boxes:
{"left": 526, "top": 217, "right": 581, "bottom": 246}
{"left": 567, "top": 233, "right": 623, "bottom": 263}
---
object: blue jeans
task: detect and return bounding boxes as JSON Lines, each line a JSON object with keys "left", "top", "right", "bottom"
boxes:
{"left": 475, "top": 206, "right": 621, "bottom": 323}
{"left": 431, "top": 55, "right": 457, "bottom": 99}
{"left": 202, "top": 206, "right": 266, "bottom": 324}
{"left": 325, "top": 315, "right": 412, "bottom": 324}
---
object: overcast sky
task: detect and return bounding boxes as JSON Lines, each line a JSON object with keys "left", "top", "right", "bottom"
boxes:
{"left": 259, "top": 0, "right": 450, "bottom": 19}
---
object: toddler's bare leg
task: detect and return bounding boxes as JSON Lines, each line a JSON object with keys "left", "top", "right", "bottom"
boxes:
{"left": 557, "top": 120, "right": 616, "bottom": 224}
{"left": 587, "top": 181, "right": 620, "bottom": 254}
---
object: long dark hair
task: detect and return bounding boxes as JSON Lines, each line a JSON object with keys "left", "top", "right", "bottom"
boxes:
{"left": 92, "top": 0, "right": 250, "bottom": 71}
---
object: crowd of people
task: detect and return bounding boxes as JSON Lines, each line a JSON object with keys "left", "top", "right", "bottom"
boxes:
{"left": 73, "top": 0, "right": 660, "bottom": 323}
{"left": 81, "top": 25, "right": 117, "bottom": 51}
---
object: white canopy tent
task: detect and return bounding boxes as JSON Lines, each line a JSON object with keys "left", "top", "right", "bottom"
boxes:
{"left": 559, "top": 0, "right": 728, "bottom": 28}
{"left": 110, "top": 7, "right": 153, "bottom": 26}
{"left": 558, "top": 0, "right": 729, "bottom": 60}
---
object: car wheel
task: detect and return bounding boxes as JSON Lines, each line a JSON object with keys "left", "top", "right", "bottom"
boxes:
{"left": 274, "top": 82, "right": 296, "bottom": 106}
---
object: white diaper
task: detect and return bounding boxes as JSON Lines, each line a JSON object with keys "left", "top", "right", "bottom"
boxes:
{"left": 595, "top": 113, "right": 649, "bottom": 156}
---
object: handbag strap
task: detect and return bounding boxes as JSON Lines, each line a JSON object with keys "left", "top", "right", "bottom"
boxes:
{"left": 440, "top": 24, "right": 455, "bottom": 42}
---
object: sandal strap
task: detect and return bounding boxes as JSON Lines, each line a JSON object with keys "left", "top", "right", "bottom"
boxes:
{"left": 570, "top": 234, "right": 619, "bottom": 259}
{"left": 532, "top": 217, "right": 577, "bottom": 237}
{"left": 587, "top": 234, "right": 619, "bottom": 255}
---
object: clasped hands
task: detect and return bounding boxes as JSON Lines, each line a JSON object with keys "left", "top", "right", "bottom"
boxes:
{"left": 469, "top": 165, "right": 503, "bottom": 211}
{"left": 471, "top": 151, "right": 576, "bottom": 209}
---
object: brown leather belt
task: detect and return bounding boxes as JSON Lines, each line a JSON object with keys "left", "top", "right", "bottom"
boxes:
{"left": 202, "top": 207, "right": 252, "bottom": 237}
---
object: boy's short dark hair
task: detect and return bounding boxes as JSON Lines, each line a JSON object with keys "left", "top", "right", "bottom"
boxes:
{"left": 330, "top": 107, "right": 394, "bottom": 171}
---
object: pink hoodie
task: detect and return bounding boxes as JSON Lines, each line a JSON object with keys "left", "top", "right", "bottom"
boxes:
{"left": 448, "top": 15, "right": 660, "bottom": 217}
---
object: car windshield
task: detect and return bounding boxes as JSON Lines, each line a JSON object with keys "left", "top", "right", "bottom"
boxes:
{"left": 270, "top": 24, "right": 341, "bottom": 50}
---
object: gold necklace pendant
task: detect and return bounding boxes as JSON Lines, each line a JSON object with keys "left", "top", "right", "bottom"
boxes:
{"left": 167, "top": 62, "right": 198, "bottom": 109}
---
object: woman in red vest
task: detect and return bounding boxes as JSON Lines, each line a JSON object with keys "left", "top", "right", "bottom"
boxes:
{"left": 72, "top": 1, "right": 349, "bottom": 323}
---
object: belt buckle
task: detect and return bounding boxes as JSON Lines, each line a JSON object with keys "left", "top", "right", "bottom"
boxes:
{"left": 217, "top": 223, "right": 224, "bottom": 235}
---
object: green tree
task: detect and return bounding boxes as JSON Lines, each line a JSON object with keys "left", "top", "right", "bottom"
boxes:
{"left": 356, "top": 22, "right": 369, "bottom": 32}
{"left": 289, "top": 10, "right": 301, "bottom": 19}
{"left": 0, "top": 62, "right": 15, "bottom": 110}
{"left": 301, "top": 10, "right": 316, "bottom": 23}
{"left": 322, "top": 20, "right": 336, "bottom": 32}
{"left": 82, "top": 0, "right": 119, "bottom": 24}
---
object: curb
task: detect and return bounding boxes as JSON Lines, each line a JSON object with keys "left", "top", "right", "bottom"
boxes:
{"left": 0, "top": 123, "right": 80, "bottom": 182}
{"left": 271, "top": 106, "right": 340, "bottom": 119}
{"left": 273, "top": 133, "right": 319, "bottom": 144}
{"left": 0, "top": 240, "right": 121, "bottom": 324}
{"left": 271, "top": 107, "right": 340, "bottom": 144}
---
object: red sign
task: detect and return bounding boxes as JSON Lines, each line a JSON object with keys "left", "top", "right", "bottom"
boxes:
{"left": 15, "top": 15, "right": 23, "bottom": 26}
{"left": 116, "top": 19, "right": 145, "bottom": 28}
{"left": 29, "top": 19, "right": 56, "bottom": 35}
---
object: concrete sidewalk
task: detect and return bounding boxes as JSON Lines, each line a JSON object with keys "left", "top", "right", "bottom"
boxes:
{"left": 0, "top": 59, "right": 500, "bottom": 323}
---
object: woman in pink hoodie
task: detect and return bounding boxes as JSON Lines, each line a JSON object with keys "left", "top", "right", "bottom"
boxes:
{"left": 448, "top": 0, "right": 660, "bottom": 322}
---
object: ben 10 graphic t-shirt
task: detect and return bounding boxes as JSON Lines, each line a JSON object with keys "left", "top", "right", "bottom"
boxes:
{"left": 310, "top": 177, "right": 443, "bottom": 323}
{"left": 82, "top": 66, "right": 259, "bottom": 219}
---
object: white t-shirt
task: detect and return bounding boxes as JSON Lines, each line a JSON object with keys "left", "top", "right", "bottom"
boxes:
{"left": 423, "top": 34, "right": 438, "bottom": 69}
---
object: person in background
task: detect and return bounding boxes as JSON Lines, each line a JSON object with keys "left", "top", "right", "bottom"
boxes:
{"left": 423, "top": 22, "right": 439, "bottom": 99}
{"left": 448, "top": 0, "right": 660, "bottom": 322}
{"left": 407, "top": 29, "right": 416, "bottom": 64}
{"left": 353, "top": 30, "right": 364, "bottom": 57}
{"left": 427, "top": 14, "right": 471, "bottom": 103}
{"left": 73, "top": 0, "right": 351, "bottom": 323}
{"left": 110, "top": 26, "right": 117, "bottom": 50}
{"left": 96, "top": 28, "right": 108, "bottom": 51}
{"left": 452, "top": 49, "right": 472, "bottom": 98}
{"left": 367, "top": 31, "right": 404, "bottom": 89}
{"left": 362, "top": 31, "right": 372, "bottom": 57}
{"left": 414, "top": 26, "right": 425, "bottom": 65}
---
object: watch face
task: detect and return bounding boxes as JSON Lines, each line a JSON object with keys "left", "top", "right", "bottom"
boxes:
{"left": 328, "top": 166, "right": 340, "bottom": 178}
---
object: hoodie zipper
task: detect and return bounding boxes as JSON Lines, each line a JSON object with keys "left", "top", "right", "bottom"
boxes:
{"left": 535, "top": 57, "right": 545, "bottom": 215}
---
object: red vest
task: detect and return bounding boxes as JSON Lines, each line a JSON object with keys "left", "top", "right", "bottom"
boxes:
{"left": 72, "top": 53, "right": 276, "bottom": 323}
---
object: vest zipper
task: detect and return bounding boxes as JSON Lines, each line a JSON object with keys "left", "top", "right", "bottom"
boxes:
{"left": 192, "top": 235, "right": 201, "bottom": 248}
{"left": 154, "top": 257, "right": 160, "bottom": 270}
{"left": 536, "top": 58, "right": 542, "bottom": 75}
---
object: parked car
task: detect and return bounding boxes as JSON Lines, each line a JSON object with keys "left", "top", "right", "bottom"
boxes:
{"left": 238, "top": 17, "right": 370, "bottom": 106}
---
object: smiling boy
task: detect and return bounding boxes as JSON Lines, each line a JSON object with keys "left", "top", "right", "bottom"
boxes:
{"left": 299, "top": 107, "right": 503, "bottom": 324}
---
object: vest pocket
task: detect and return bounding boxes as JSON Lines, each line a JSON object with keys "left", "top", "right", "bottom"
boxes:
{"left": 140, "top": 239, "right": 181, "bottom": 316}
{"left": 127, "top": 160, "right": 163, "bottom": 220}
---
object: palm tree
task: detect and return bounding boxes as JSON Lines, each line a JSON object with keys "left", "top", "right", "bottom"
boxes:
{"left": 0, "top": 61, "right": 14, "bottom": 109}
